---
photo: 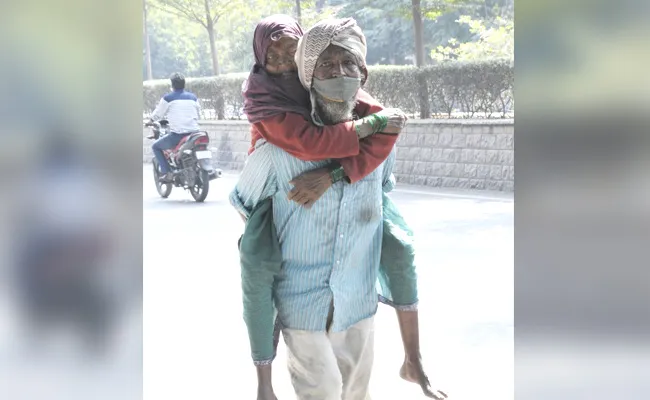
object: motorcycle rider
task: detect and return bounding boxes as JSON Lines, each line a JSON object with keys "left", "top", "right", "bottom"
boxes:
{"left": 149, "top": 72, "right": 201, "bottom": 182}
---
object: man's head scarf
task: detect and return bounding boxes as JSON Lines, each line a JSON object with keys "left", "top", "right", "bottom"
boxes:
{"left": 242, "top": 14, "right": 312, "bottom": 123}
{"left": 294, "top": 17, "right": 368, "bottom": 91}
{"left": 294, "top": 17, "right": 368, "bottom": 125}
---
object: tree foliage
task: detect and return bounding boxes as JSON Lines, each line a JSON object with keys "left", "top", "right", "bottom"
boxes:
{"left": 143, "top": 0, "right": 514, "bottom": 78}
{"left": 144, "top": 4, "right": 212, "bottom": 79}
{"left": 432, "top": 15, "right": 513, "bottom": 61}
{"left": 150, "top": 0, "right": 247, "bottom": 75}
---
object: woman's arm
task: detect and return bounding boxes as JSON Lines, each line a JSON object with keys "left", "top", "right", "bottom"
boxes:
{"left": 337, "top": 89, "right": 398, "bottom": 183}
{"left": 252, "top": 89, "right": 399, "bottom": 182}
{"left": 338, "top": 133, "right": 398, "bottom": 183}
{"left": 254, "top": 113, "right": 360, "bottom": 160}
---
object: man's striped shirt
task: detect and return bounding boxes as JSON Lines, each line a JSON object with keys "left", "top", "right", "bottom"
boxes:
{"left": 230, "top": 140, "right": 396, "bottom": 332}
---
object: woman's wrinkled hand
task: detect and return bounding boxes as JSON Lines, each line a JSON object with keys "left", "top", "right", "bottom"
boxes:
{"left": 375, "top": 107, "right": 408, "bottom": 134}
{"left": 287, "top": 167, "right": 333, "bottom": 208}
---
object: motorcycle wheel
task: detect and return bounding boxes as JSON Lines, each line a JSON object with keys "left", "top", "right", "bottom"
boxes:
{"left": 189, "top": 169, "right": 209, "bottom": 202}
{"left": 152, "top": 159, "right": 173, "bottom": 198}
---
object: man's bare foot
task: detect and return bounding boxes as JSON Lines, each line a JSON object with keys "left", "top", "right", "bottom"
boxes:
{"left": 400, "top": 358, "right": 448, "bottom": 399}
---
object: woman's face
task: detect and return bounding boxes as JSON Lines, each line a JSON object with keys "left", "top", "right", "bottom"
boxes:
{"left": 265, "top": 36, "right": 298, "bottom": 75}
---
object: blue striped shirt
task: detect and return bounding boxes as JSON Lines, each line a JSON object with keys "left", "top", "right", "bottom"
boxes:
{"left": 230, "top": 140, "right": 396, "bottom": 332}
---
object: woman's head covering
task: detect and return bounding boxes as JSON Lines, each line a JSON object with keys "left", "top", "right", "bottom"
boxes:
{"left": 252, "top": 14, "right": 303, "bottom": 67}
{"left": 243, "top": 15, "right": 311, "bottom": 123}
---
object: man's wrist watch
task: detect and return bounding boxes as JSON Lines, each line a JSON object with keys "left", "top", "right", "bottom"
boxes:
{"left": 328, "top": 162, "right": 346, "bottom": 184}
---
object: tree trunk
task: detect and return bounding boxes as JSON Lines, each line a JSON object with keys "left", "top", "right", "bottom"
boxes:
{"left": 295, "top": 0, "right": 301, "bottom": 24}
{"left": 207, "top": 23, "right": 220, "bottom": 76}
{"left": 411, "top": 0, "right": 425, "bottom": 67}
{"left": 204, "top": 0, "right": 220, "bottom": 75}
{"left": 143, "top": 0, "right": 153, "bottom": 80}
{"left": 411, "top": 0, "right": 429, "bottom": 118}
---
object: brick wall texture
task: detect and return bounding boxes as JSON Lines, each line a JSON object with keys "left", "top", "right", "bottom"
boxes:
{"left": 143, "top": 119, "right": 514, "bottom": 192}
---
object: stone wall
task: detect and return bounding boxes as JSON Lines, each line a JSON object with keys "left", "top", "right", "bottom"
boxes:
{"left": 143, "top": 119, "right": 513, "bottom": 191}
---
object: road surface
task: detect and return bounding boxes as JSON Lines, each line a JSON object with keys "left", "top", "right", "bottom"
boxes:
{"left": 143, "top": 166, "right": 514, "bottom": 400}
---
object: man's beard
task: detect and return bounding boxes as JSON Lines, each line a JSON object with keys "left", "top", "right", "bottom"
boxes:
{"left": 314, "top": 93, "right": 357, "bottom": 125}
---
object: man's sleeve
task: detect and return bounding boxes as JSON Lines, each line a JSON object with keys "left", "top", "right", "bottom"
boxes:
{"left": 255, "top": 113, "right": 360, "bottom": 160}
{"left": 338, "top": 89, "right": 399, "bottom": 183}
{"left": 229, "top": 144, "right": 278, "bottom": 219}
{"left": 151, "top": 98, "right": 169, "bottom": 121}
{"left": 382, "top": 148, "right": 397, "bottom": 193}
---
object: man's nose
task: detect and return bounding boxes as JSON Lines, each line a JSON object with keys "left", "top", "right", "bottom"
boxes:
{"left": 330, "top": 62, "right": 345, "bottom": 77}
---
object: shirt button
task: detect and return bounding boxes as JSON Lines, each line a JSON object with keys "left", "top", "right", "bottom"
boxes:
{"left": 343, "top": 202, "right": 347, "bottom": 206}
{"left": 336, "top": 260, "right": 340, "bottom": 264}
{"left": 339, "top": 234, "right": 344, "bottom": 238}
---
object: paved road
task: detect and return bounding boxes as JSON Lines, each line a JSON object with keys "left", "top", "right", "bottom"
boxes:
{"left": 143, "top": 166, "right": 514, "bottom": 400}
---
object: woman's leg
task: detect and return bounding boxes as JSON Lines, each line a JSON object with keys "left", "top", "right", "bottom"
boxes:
{"left": 380, "top": 194, "right": 447, "bottom": 398}
{"left": 239, "top": 199, "right": 282, "bottom": 399}
{"left": 396, "top": 309, "right": 447, "bottom": 399}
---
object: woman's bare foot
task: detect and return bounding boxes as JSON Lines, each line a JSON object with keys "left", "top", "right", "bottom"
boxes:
{"left": 256, "top": 364, "right": 278, "bottom": 400}
{"left": 400, "top": 357, "right": 448, "bottom": 399}
{"left": 256, "top": 384, "right": 278, "bottom": 400}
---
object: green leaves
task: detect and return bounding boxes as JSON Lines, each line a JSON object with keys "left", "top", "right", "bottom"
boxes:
{"left": 422, "top": 59, "right": 514, "bottom": 118}
{"left": 143, "top": 0, "right": 514, "bottom": 79}
{"left": 364, "top": 61, "right": 513, "bottom": 118}
{"left": 431, "top": 15, "right": 513, "bottom": 62}
{"left": 143, "top": 61, "right": 514, "bottom": 119}
{"left": 145, "top": 3, "right": 212, "bottom": 78}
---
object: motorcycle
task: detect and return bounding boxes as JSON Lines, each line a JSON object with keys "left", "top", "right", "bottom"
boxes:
{"left": 145, "top": 119, "right": 222, "bottom": 202}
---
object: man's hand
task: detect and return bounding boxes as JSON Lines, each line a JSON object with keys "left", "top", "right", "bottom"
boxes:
{"left": 287, "top": 167, "right": 333, "bottom": 208}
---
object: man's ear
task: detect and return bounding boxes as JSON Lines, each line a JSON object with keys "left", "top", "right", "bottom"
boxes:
{"left": 360, "top": 66, "right": 368, "bottom": 86}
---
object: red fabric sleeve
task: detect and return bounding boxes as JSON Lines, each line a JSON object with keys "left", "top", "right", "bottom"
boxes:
{"left": 355, "top": 88, "right": 384, "bottom": 115}
{"left": 249, "top": 125, "right": 262, "bottom": 155}
{"left": 252, "top": 113, "right": 360, "bottom": 160}
{"left": 339, "top": 89, "right": 398, "bottom": 183}
{"left": 247, "top": 89, "right": 397, "bottom": 183}
{"left": 338, "top": 134, "right": 398, "bottom": 183}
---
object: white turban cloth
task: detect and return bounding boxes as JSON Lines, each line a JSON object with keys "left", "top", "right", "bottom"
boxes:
{"left": 295, "top": 17, "right": 367, "bottom": 91}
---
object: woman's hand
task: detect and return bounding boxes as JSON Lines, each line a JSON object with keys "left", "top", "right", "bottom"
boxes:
{"left": 354, "top": 108, "right": 408, "bottom": 138}
{"left": 375, "top": 108, "right": 408, "bottom": 134}
{"left": 287, "top": 167, "right": 333, "bottom": 208}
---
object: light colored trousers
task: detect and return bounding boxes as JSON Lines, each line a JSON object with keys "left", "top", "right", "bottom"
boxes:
{"left": 282, "top": 316, "right": 375, "bottom": 400}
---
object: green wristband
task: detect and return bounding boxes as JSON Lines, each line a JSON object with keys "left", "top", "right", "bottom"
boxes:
{"left": 370, "top": 113, "right": 389, "bottom": 133}
{"left": 328, "top": 163, "right": 346, "bottom": 183}
{"left": 357, "top": 114, "right": 388, "bottom": 134}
